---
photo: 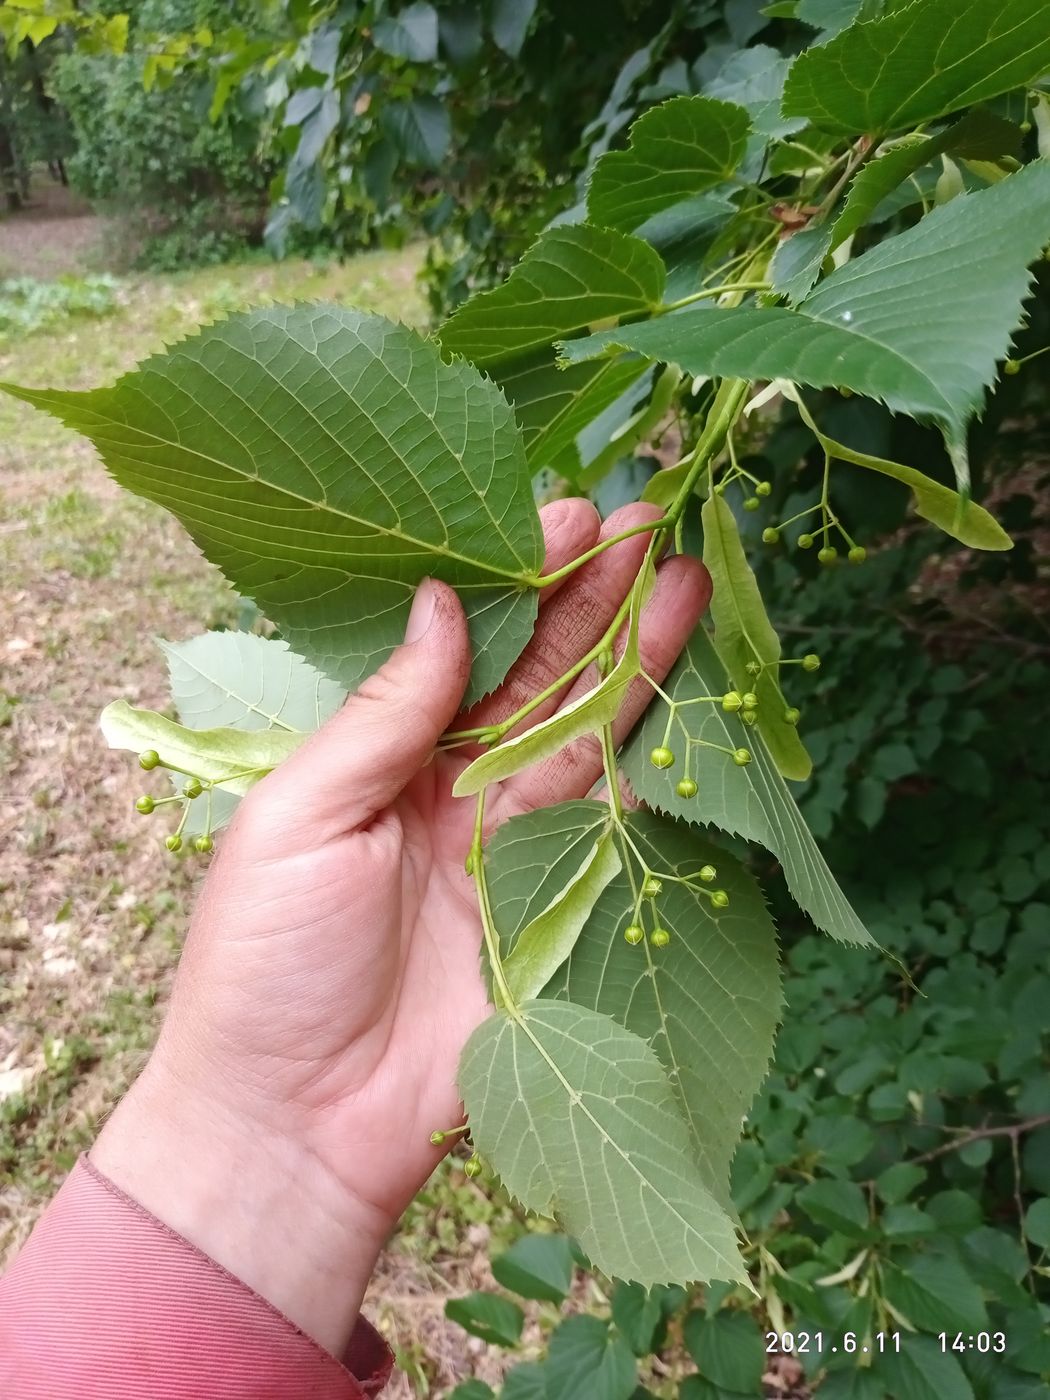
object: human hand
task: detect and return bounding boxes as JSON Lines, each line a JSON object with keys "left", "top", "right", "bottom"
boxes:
{"left": 93, "top": 498, "right": 711, "bottom": 1354}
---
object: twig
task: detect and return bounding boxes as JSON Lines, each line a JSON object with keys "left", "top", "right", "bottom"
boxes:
{"left": 910, "top": 1114, "right": 1050, "bottom": 1165}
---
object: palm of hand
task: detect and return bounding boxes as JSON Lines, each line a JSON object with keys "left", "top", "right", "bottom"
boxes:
{"left": 160, "top": 499, "right": 708, "bottom": 1233}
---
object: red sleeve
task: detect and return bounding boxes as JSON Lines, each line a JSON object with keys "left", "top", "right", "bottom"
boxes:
{"left": 0, "top": 1155, "right": 393, "bottom": 1400}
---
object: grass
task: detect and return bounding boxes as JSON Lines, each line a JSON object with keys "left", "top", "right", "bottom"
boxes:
{"left": 0, "top": 244, "right": 528, "bottom": 1397}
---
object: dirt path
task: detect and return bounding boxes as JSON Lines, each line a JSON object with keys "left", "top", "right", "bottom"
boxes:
{"left": 0, "top": 176, "right": 110, "bottom": 279}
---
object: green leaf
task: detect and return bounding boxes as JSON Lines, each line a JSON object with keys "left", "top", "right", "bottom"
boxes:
{"left": 562, "top": 163, "right": 1050, "bottom": 468}
{"left": 162, "top": 632, "right": 347, "bottom": 734}
{"left": 702, "top": 493, "right": 812, "bottom": 780}
{"left": 384, "top": 96, "right": 450, "bottom": 166}
{"left": 448, "top": 1384, "right": 495, "bottom": 1400}
{"left": 621, "top": 628, "right": 872, "bottom": 945}
{"left": 796, "top": 1179, "right": 870, "bottom": 1237}
{"left": 445, "top": 1290, "right": 525, "bottom": 1347}
{"left": 490, "top": 0, "right": 536, "bottom": 56}
{"left": 545, "top": 1316, "right": 638, "bottom": 1400}
{"left": 453, "top": 575, "right": 645, "bottom": 796}
{"left": 2, "top": 306, "right": 543, "bottom": 705}
{"left": 795, "top": 0, "right": 874, "bottom": 36}
{"left": 502, "top": 830, "right": 621, "bottom": 1004}
{"left": 884, "top": 1254, "right": 988, "bottom": 1333}
{"left": 1023, "top": 1197, "right": 1050, "bottom": 1248}
{"left": 491, "top": 1233, "right": 576, "bottom": 1303}
{"left": 782, "top": 0, "right": 1050, "bottom": 135}
{"left": 541, "top": 812, "right": 781, "bottom": 1208}
{"left": 790, "top": 396, "right": 1010, "bottom": 549}
{"left": 372, "top": 1, "right": 438, "bottom": 61}
{"left": 611, "top": 1281, "right": 682, "bottom": 1357}
{"left": 818, "top": 1372, "right": 887, "bottom": 1400}
{"left": 99, "top": 700, "right": 302, "bottom": 793}
{"left": 440, "top": 226, "right": 665, "bottom": 370}
{"left": 704, "top": 45, "right": 805, "bottom": 139}
{"left": 634, "top": 193, "right": 736, "bottom": 303}
{"left": 830, "top": 110, "right": 1023, "bottom": 252}
{"left": 683, "top": 1310, "right": 765, "bottom": 1395}
{"left": 875, "top": 1162, "right": 927, "bottom": 1205}
{"left": 587, "top": 96, "right": 751, "bottom": 233}
{"left": 459, "top": 1000, "right": 748, "bottom": 1287}
{"left": 769, "top": 224, "right": 832, "bottom": 304}
{"left": 501, "top": 1365, "right": 548, "bottom": 1399}
{"left": 878, "top": 1336, "right": 975, "bottom": 1400}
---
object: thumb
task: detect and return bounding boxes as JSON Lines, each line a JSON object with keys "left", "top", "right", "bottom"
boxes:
{"left": 260, "top": 579, "right": 472, "bottom": 832}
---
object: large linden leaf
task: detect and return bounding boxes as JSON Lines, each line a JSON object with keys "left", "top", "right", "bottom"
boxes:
{"left": 161, "top": 630, "right": 348, "bottom": 833}
{"left": 2, "top": 306, "right": 543, "bottom": 703}
{"left": 704, "top": 45, "right": 805, "bottom": 140}
{"left": 781, "top": 0, "right": 1050, "bottom": 135}
{"left": 562, "top": 163, "right": 1050, "bottom": 469}
{"left": 163, "top": 631, "right": 347, "bottom": 733}
{"left": 439, "top": 226, "right": 664, "bottom": 477}
{"left": 510, "top": 810, "right": 782, "bottom": 1210}
{"left": 621, "top": 628, "right": 873, "bottom": 946}
{"left": 702, "top": 494, "right": 812, "bottom": 782}
{"left": 459, "top": 999, "right": 748, "bottom": 1286}
{"left": 587, "top": 96, "right": 751, "bottom": 234}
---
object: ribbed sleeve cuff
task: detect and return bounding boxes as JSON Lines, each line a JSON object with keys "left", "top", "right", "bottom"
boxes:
{"left": 0, "top": 1155, "right": 393, "bottom": 1399}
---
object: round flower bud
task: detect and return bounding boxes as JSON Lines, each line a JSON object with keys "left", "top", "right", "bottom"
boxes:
{"left": 1004, "top": 358, "right": 1021, "bottom": 375}
{"left": 711, "top": 890, "right": 731, "bottom": 909}
{"left": 755, "top": 481, "right": 772, "bottom": 497}
{"left": 818, "top": 545, "right": 838, "bottom": 565}
{"left": 464, "top": 1155, "right": 483, "bottom": 1179}
{"left": 742, "top": 710, "right": 758, "bottom": 726}
{"left": 732, "top": 747, "right": 752, "bottom": 766}
{"left": 183, "top": 778, "right": 203, "bottom": 799}
{"left": 675, "top": 778, "right": 698, "bottom": 798}
{"left": 722, "top": 690, "right": 743, "bottom": 712}
{"left": 762, "top": 527, "right": 780, "bottom": 545}
{"left": 797, "top": 532, "right": 814, "bottom": 549}
{"left": 135, "top": 795, "right": 155, "bottom": 815}
{"left": 1020, "top": 120, "right": 1032, "bottom": 133}
{"left": 699, "top": 865, "right": 717, "bottom": 883}
{"left": 784, "top": 706, "right": 801, "bottom": 725}
{"left": 714, "top": 482, "right": 726, "bottom": 495}
{"left": 624, "top": 924, "right": 644, "bottom": 946}
{"left": 430, "top": 1130, "right": 446, "bottom": 1145}
{"left": 649, "top": 746, "right": 675, "bottom": 769}
{"left": 742, "top": 692, "right": 758, "bottom": 711}
{"left": 165, "top": 834, "right": 183, "bottom": 852}
{"left": 745, "top": 661, "right": 761, "bottom": 677}
{"left": 194, "top": 835, "right": 213, "bottom": 854}
{"left": 802, "top": 652, "right": 821, "bottom": 672}
{"left": 848, "top": 545, "right": 867, "bottom": 564}
{"left": 643, "top": 876, "right": 663, "bottom": 898}
{"left": 138, "top": 749, "right": 161, "bottom": 771}
{"left": 743, "top": 496, "right": 760, "bottom": 512}
{"left": 650, "top": 928, "right": 671, "bottom": 949}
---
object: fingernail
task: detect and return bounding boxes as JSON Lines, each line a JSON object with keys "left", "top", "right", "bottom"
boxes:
{"left": 405, "top": 578, "right": 437, "bottom": 643}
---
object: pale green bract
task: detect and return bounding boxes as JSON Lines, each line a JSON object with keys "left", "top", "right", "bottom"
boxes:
{"left": 459, "top": 999, "right": 748, "bottom": 1287}
{"left": 702, "top": 494, "right": 812, "bottom": 782}
{"left": 621, "top": 629, "right": 874, "bottom": 946}
{"left": 501, "top": 830, "right": 621, "bottom": 1006}
{"left": 452, "top": 571, "right": 646, "bottom": 797}
{"left": 562, "top": 163, "right": 1050, "bottom": 475}
{"left": 100, "top": 699, "right": 303, "bottom": 793}
{"left": 2, "top": 305, "right": 544, "bottom": 704}
{"left": 781, "top": 0, "right": 1050, "bottom": 135}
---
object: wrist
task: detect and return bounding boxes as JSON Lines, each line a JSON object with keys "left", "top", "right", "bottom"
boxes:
{"left": 92, "top": 1056, "right": 393, "bottom": 1357}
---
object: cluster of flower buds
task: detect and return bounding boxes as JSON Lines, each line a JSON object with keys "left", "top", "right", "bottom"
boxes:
{"left": 133, "top": 749, "right": 216, "bottom": 855}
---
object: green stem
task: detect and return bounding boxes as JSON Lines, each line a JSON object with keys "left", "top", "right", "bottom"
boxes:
{"left": 531, "top": 516, "right": 671, "bottom": 588}
{"left": 661, "top": 281, "right": 770, "bottom": 314}
{"left": 668, "top": 378, "right": 751, "bottom": 519}
{"left": 470, "top": 791, "right": 517, "bottom": 1015}
{"left": 600, "top": 722, "right": 624, "bottom": 822}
